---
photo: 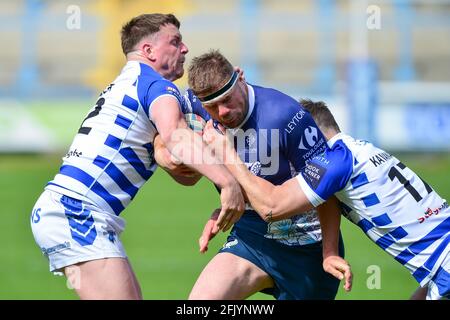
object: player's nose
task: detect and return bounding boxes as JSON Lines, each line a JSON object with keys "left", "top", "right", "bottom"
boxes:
{"left": 181, "top": 42, "right": 189, "bottom": 54}
{"left": 218, "top": 105, "right": 230, "bottom": 119}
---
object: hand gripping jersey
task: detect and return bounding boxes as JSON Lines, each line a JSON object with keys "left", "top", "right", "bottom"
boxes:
{"left": 297, "top": 133, "right": 450, "bottom": 286}
{"left": 46, "top": 61, "right": 185, "bottom": 219}
{"left": 184, "top": 85, "right": 328, "bottom": 246}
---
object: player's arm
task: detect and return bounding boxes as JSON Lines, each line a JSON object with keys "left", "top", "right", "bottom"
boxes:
{"left": 203, "top": 121, "right": 313, "bottom": 222}
{"left": 317, "top": 197, "right": 352, "bottom": 292}
{"left": 153, "top": 134, "right": 202, "bottom": 186}
{"left": 151, "top": 96, "right": 245, "bottom": 230}
{"left": 198, "top": 208, "right": 220, "bottom": 253}
{"left": 227, "top": 158, "right": 313, "bottom": 222}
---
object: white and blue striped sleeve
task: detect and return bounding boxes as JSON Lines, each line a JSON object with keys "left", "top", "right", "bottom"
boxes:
{"left": 296, "top": 141, "right": 354, "bottom": 207}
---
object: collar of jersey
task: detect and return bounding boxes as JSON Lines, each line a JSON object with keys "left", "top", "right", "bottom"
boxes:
{"left": 327, "top": 132, "right": 345, "bottom": 148}
{"left": 227, "top": 84, "right": 255, "bottom": 135}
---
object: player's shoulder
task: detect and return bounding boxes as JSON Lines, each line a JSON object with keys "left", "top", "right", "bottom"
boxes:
{"left": 300, "top": 134, "right": 355, "bottom": 199}
{"left": 182, "top": 89, "right": 211, "bottom": 121}
{"left": 338, "top": 134, "right": 384, "bottom": 163}
{"left": 133, "top": 62, "right": 181, "bottom": 97}
{"left": 138, "top": 77, "right": 182, "bottom": 113}
{"left": 253, "top": 85, "right": 299, "bottom": 109}
{"left": 139, "top": 76, "right": 180, "bottom": 95}
{"left": 183, "top": 88, "right": 199, "bottom": 113}
{"left": 313, "top": 134, "right": 354, "bottom": 174}
{"left": 251, "top": 85, "right": 306, "bottom": 127}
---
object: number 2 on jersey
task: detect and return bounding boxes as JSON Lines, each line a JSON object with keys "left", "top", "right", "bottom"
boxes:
{"left": 388, "top": 162, "right": 432, "bottom": 202}
{"left": 78, "top": 97, "right": 105, "bottom": 135}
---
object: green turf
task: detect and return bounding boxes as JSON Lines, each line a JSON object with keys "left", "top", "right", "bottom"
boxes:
{"left": 0, "top": 153, "right": 448, "bottom": 299}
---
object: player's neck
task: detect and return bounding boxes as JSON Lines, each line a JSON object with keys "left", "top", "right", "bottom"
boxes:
{"left": 126, "top": 54, "right": 157, "bottom": 72}
{"left": 324, "top": 129, "right": 340, "bottom": 142}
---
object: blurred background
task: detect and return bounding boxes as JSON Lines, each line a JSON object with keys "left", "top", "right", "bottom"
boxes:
{"left": 0, "top": 0, "right": 449, "bottom": 299}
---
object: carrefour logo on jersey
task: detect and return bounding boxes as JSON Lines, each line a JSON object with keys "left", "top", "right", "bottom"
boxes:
{"left": 295, "top": 125, "right": 326, "bottom": 160}
{"left": 299, "top": 126, "right": 319, "bottom": 150}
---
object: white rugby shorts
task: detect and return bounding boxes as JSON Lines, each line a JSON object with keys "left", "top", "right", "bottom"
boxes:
{"left": 426, "top": 249, "right": 450, "bottom": 300}
{"left": 31, "top": 189, "right": 127, "bottom": 274}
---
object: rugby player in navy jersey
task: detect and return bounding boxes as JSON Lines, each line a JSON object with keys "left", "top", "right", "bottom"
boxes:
{"left": 203, "top": 99, "right": 450, "bottom": 300}
{"left": 155, "top": 50, "right": 348, "bottom": 300}
{"left": 30, "top": 15, "right": 244, "bottom": 299}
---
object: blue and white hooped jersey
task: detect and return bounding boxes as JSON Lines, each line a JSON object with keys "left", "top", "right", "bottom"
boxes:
{"left": 47, "top": 61, "right": 185, "bottom": 217}
{"left": 184, "top": 85, "right": 327, "bottom": 246}
{"left": 297, "top": 133, "right": 450, "bottom": 286}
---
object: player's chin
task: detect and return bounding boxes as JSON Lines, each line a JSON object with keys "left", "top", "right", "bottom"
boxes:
{"left": 173, "top": 70, "right": 184, "bottom": 80}
{"left": 176, "top": 64, "right": 185, "bottom": 77}
{"left": 222, "top": 118, "right": 238, "bottom": 128}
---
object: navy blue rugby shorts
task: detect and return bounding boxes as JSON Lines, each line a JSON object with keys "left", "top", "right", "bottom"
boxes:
{"left": 218, "top": 229, "right": 345, "bottom": 300}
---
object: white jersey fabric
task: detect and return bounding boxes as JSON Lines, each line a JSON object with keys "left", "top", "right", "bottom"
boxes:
{"left": 47, "top": 61, "right": 184, "bottom": 219}
{"left": 297, "top": 133, "right": 450, "bottom": 293}
{"left": 31, "top": 61, "right": 185, "bottom": 272}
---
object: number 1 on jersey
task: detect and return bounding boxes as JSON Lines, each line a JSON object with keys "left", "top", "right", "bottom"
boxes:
{"left": 388, "top": 162, "right": 432, "bottom": 202}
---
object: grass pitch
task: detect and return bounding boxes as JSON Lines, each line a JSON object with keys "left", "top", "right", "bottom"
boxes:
{"left": 0, "top": 152, "right": 448, "bottom": 299}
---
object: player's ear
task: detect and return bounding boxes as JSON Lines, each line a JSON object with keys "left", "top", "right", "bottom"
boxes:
{"left": 142, "top": 42, "right": 156, "bottom": 61}
{"left": 234, "top": 66, "right": 245, "bottom": 81}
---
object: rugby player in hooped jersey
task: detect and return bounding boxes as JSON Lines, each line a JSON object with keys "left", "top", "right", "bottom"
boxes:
{"left": 30, "top": 14, "right": 245, "bottom": 299}
{"left": 203, "top": 99, "right": 450, "bottom": 300}
{"left": 156, "top": 50, "right": 349, "bottom": 300}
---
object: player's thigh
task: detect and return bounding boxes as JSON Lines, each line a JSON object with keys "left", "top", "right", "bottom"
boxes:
{"left": 65, "top": 257, "right": 142, "bottom": 300}
{"left": 189, "top": 252, "right": 274, "bottom": 300}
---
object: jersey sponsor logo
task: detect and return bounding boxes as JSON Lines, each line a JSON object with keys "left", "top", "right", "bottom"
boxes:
{"left": 103, "top": 230, "right": 117, "bottom": 243}
{"left": 65, "top": 148, "right": 83, "bottom": 159}
{"left": 302, "top": 162, "right": 326, "bottom": 190}
{"left": 99, "top": 83, "right": 115, "bottom": 96}
{"left": 41, "top": 241, "right": 71, "bottom": 256}
{"left": 299, "top": 126, "right": 318, "bottom": 150}
{"left": 166, "top": 86, "right": 182, "bottom": 100}
{"left": 222, "top": 239, "right": 238, "bottom": 249}
{"left": 369, "top": 151, "right": 392, "bottom": 167}
{"left": 302, "top": 137, "right": 326, "bottom": 160}
{"left": 284, "top": 109, "right": 306, "bottom": 134}
{"left": 31, "top": 208, "right": 41, "bottom": 224}
{"left": 312, "top": 154, "right": 330, "bottom": 165}
{"left": 418, "top": 201, "right": 449, "bottom": 223}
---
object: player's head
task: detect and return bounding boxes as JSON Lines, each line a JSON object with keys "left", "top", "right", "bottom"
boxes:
{"left": 300, "top": 99, "right": 341, "bottom": 140}
{"left": 121, "top": 13, "right": 188, "bottom": 81}
{"left": 188, "top": 50, "right": 248, "bottom": 128}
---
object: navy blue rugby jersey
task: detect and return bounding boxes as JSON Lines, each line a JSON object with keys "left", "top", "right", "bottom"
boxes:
{"left": 184, "top": 85, "right": 328, "bottom": 246}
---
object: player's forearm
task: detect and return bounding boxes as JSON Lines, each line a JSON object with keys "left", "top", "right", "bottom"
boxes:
{"left": 225, "top": 157, "right": 311, "bottom": 221}
{"left": 152, "top": 98, "right": 236, "bottom": 190}
{"left": 317, "top": 197, "right": 341, "bottom": 259}
{"left": 153, "top": 134, "right": 202, "bottom": 186}
{"left": 163, "top": 128, "right": 235, "bottom": 189}
{"left": 226, "top": 160, "right": 275, "bottom": 218}
{"left": 167, "top": 171, "right": 202, "bottom": 186}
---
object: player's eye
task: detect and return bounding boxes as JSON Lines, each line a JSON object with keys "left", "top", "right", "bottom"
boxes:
{"left": 171, "top": 38, "right": 181, "bottom": 47}
{"left": 222, "top": 97, "right": 231, "bottom": 104}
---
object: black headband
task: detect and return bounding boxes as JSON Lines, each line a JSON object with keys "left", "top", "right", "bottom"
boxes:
{"left": 198, "top": 71, "right": 239, "bottom": 103}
